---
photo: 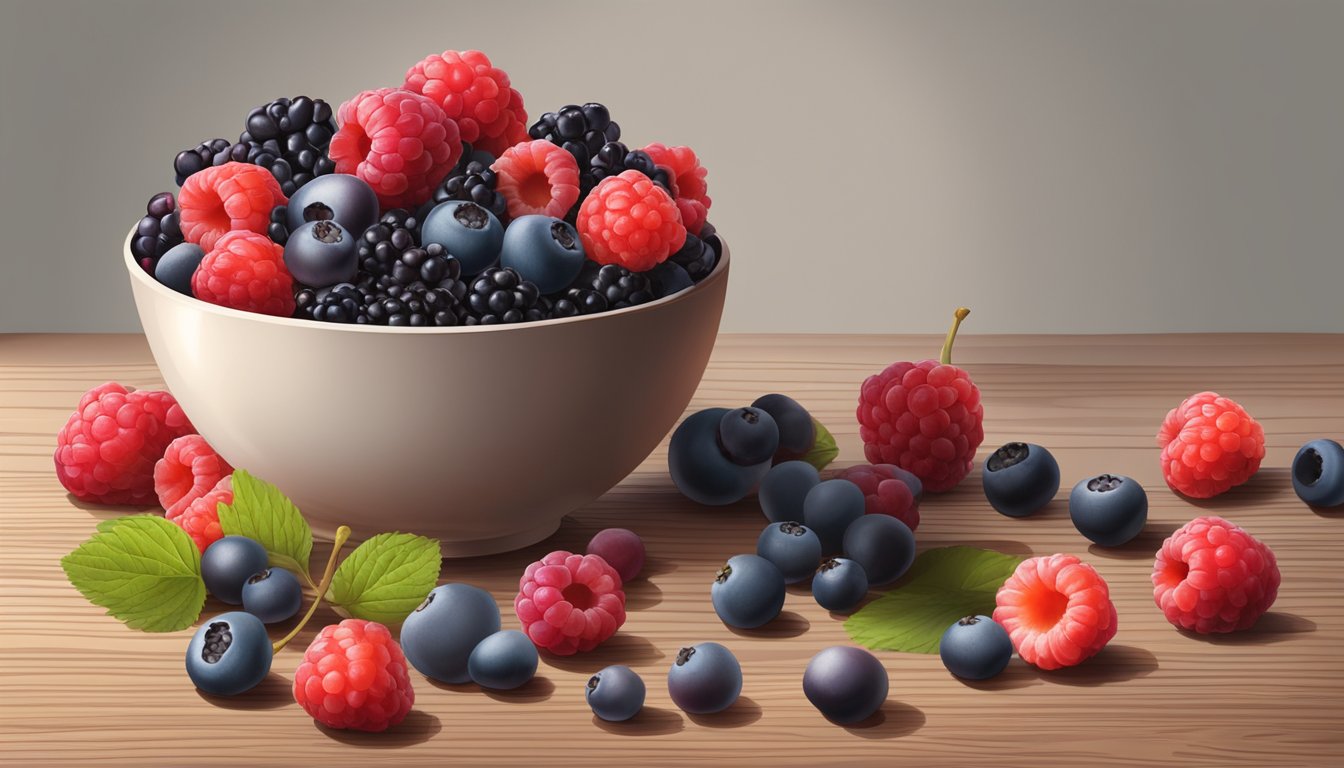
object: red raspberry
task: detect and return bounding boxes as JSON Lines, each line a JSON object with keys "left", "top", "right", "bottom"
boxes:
{"left": 641, "top": 142, "right": 711, "bottom": 236}
{"left": 294, "top": 619, "right": 414, "bottom": 732}
{"left": 54, "top": 382, "right": 194, "bottom": 505}
{"left": 994, "top": 554, "right": 1118, "bottom": 670}
{"left": 178, "top": 162, "right": 287, "bottom": 253}
{"left": 191, "top": 230, "right": 294, "bottom": 317}
{"left": 329, "top": 88, "right": 460, "bottom": 210}
{"left": 514, "top": 550, "right": 626, "bottom": 656}
{"left": 167, "top": 474, "right": 231, "bottom": 552}
{"left": 403, "top": 49, "right": 528, "bottom": 157}
{"left": 577, "top": 170, "right": 687, "bottom": 272}
{"left": 1152, "top": 516, "right": 1279, "bottom": 634}
{"left": 154, "top": 434, "right": 232, "bottom": 517}
{"left": 491, "top": 139, "right": 580, "bottom": 220}
{"left": 835, "top": 464, "right": 920, "bottom": 531}
{"left": 1157, "top": 391, "right": 1265, "bottom": 499}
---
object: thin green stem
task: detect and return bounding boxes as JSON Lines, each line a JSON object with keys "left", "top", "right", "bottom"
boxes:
{"left": 273, "top": 525, "right": 351, "bottom": 653}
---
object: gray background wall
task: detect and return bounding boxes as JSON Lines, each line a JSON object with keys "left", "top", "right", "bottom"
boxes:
{"left": 2, "top": 0, "right": 1340, "bottom": 334}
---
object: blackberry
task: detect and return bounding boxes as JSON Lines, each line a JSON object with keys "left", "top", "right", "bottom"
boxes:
{"left": 130, "top": 192, "right": 184, "bottom": 273}
{"left": 528, "top": 103, "right": 620, "bottom": 174}
{"left": 590, "top": 142, "right": 673, "bottom": 194}
{"left": 548, "top": 287, "right": 608, "bottom": 318}
{"left": 668, "top": 233, "right": 718, "bottom": 282}
{"left": 295, "top": 283, "right": 372, "bottom": 324}
{"left": 367, "top": 284, "right": 467, "bottom": 327}
{"left": 268, "top": 205, "right": 290, "bottom": 245}
{"left": 355, "top": 209, "right": 422, "bottom": 281}
{"left": 585, "top": 263, "right": 655, "bottom": 309}
{"left": 374, "top": 242, "right": 468, "bottom": 298}
{"left": 173, "top": 96, "right": 337, "bottom": 196}
{"left": 427, "top": 159, "right": 508, "bottom": 223}
{"left": 465, "top": 267, "right": 548, "bottom": 325}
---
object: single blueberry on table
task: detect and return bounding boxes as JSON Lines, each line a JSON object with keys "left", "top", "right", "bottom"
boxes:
{"left": 711, "top": 554, "right": 786, "bottom": 629}
{"left": 803, "top": 479, "right": 866, "bottom": 555}
{"left": 400, "top": 583, "right": 501, "bottom": 684}
{"left": 982, "top": 442, "right": 1060, "bottom": 518}
{"left": 1292, "top": 439, "right": 1344, "bottom": 508}
{"left": 185, "top": 611, "right": 272, "bottom": 697}
{"left": 717, "top": 406, "right": 780, "bottom": 467}
{"left": 751, "top": 393, "right": 815, "bottom": 463}
{"left": 668, "top": 408, "right": 771, "bottom": 506}
{"left": 759, "top": 460, "right": 821, "bottom": 524}
{"left": 468, "top": 629, "right": 538, "bottom": 690}
{"left": 812, "top": 557, "right": 869, "bottom": 614}
{"left": 1069, "top": 473, "right": 1148, "bottom": 547}
{"left": 201, "top": 536, "right": 269, "bottom": 605}
{"left": 586, "top": 665, "right": 646, "bottom": 722}
{"left": 240, "top": 567, "right": 302, "bottom": 624}
{"left": 841, "top": 514, "right": 916, "bottom": 586}
{"left": 802, "top": 646, "right": 888, "bottom": 724}
{"left": 939, "top": 614, "right": 1013, "bottom": 680}
{"left": 756, "top": 521, "right": 823, "bottom": 584}
{"left": 586, "top": 527, "right": 645, "bottom": 582}
{"left": 667, "top": 642, "right": 742, "bottom": 715}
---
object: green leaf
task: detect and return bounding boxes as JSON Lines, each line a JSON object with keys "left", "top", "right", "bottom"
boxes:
{"left": 328, "top": 532, "right": 442, "bottom": 627}
{"left": 60, "top": 515, "right": 206, "bottom": 632}
{"left": 802, "top": 418, "right": 839, "bottom": 471}
{"left": 845, "top": 546, "right": 1025, "bottom": 654}
{"left": 217, "top": 469, "right": 313, "bottom": 584}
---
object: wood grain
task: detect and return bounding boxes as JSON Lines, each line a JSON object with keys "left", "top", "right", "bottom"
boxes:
{"left": 1, "top": 333, "right": 1342, "bottom": 767}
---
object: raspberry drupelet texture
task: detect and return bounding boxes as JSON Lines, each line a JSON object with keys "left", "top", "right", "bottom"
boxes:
{"left": 836, "top": 464, "right": 920, "bottom": 531}
{"left": 1157, "top": 392, "right": 1265, "bottom": 499}
{"left": 403, "top": 50, "right": 529, "bottom": 157}
{"left": 178, "top": 162, "right": 288, "bottom": 253}
{"left": 491, "top": 140, "right": 580, "bottom": 220}
{"left": 167, "top": 475, "right": 232, "bottom": 552}
{"left": 329, "top": 88, "right": 461, "bottom": 211}
{"left": 293, "top": 619, "right": 414, "bottom": 732}
{"left": 641, "top": 143, "right": 711, "bottom": 236}
{"left": 154, "top": 434, "right": 232, "bottom": 518}
{"left": 994, "top": 554, "right": 1117, "bottom": 670}
{"left": 1152, "top": 516, "right": 1280, "bottom": 634}
{"left": 577, "top": 170, "right": 687, "bottom": 272}
{"left": 54, "top": 383, "right": 195, "bottom": 506}
{"left": 514, "top": 551, "right": 626, "bottom": 656}
{"left": 192, "top": 231, "right": 295, "bottom": 317}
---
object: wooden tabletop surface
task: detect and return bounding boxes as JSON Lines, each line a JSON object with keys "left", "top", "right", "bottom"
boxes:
{"left": 2, "top": 332, "right": 1342, "bottom": 767}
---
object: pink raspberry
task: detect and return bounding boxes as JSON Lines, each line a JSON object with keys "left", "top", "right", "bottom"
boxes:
{"left": 154, "top": 434, "right": 232, "bottom": 517}
{"left": 1152, "top": 516, "right": 1279, "bottom": 634}
{"left": 403, "top": 49, "right": 528, "bottom": 157}
{"left": 641, "top": 142, "right": 711, "bottom": 236}
{"left": 329, "top": 88, "right": 461, "bottom": 210}
{"left": 191, "top": 230, "right": 294, "bottom": 317}
{"left": 54, "top": 382, "right": 195, "bottom": 506}
{"left": 994, "top": 554, "right": 1118, "bottom": 670}
{"left": 1157, "top": 391, "right": 1265, "bottom": 498}
{"left": 577, "top": 170, "right": 687, "bottom": 272}
{"left": 491, "top": 139, "right": 580, "bottom": 220}
{"left": 294, "top": 619, "right": 414, "bottom": 733}
{"left": 167, "top": 475, "right": 231, "bottom": 552}
{"left": 835, "top": 464, "right": 920, "bottom": 531}
{"left": 178, "top": 162, "right": 287, "bottom": 253}
{"left": 514, "top": 550, "right": 626, "bottom": 656}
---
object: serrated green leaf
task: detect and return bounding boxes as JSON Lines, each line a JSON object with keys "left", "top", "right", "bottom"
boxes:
{"left": 60, "top": 515, "right": 206, "bottom": 632}
{"left": 802, "top": 418, "right": 839, "bottom": 471}
{"left": 844, "top": 546, "right": 1025, "bottom": 654}
{"left": 217, "top": 469, "right": 313, "bottom": 585}
{"left": 328, "top": 532, "right": 442, "bottom": 627}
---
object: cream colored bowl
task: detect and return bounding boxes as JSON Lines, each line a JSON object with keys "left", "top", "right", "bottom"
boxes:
{"left": 125, "top": 232, "right": 728, "bottom": 556}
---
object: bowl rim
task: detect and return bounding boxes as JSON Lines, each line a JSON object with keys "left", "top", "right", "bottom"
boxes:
{"left": 124, "top": 226, "right": 729, "bottom": 334}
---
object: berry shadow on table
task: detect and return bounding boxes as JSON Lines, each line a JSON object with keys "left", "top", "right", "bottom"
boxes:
{"left": 1177, "top": 611, "right": 1316, "bottom": 646}
{"left": 1032, "top": 644, "right": 1158, "bottom": 687}
{"left": 1179, "top": 467, "right": 1293, "bottom": 509}
{"left": 316, "top": 709, "right": 441, "bottom": 748}
{"left": 1086, "top": 521, "right": 1181, "bottom": 560}
{"left": 686, "top": 695, "right": 762, "bottom": 728}
{"left": 725, "top": 610, "right": 810, "bottom": 639}
{"left": 843, "top": 700, "right": 926, "bottom": 739}
{"left": 538, "top": 632, "right": 665, "bottom": 673}
{"left": 623, "top": 578, "right": 664, "bottom": 611}
{"left": 482, "top": 674, "right": 555, "bottom": 703}
{"left": 591, "top": 705, "right": 685, "bottom": 736}
{"left": 195, "top": 672, "right": 292, "bottom": 710}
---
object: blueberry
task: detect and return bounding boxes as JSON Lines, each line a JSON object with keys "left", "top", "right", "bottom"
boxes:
{"left": 812, "top": 557, "right": 869, "bottom": 613}
{"left": 421, "top": 200, "right": 505, "bottom": 275}
{"left": 802, "top": 646, "right": 888, "bottom": 724}
{"left": 759, "top": 460, "right": 821, "bottom": 524}
{"left": 667, "top": 642, "right": 742, "bottom": 714}
{"left": 646, "top": 261, "right": 694, "bottom": 299}
{"left": 467, "top": 629, "right": 538, "bottom": 690}
{"left": 716, "top": 407, "right": 780, "bottom": 466}
{"left": 585, "top": 528, "right": 645, "bottom": 582}
{"left": 285, "top": 220, "right": 358, "bottom": 288}
{"left": 285, "top": 173, "right": 379, "bottom": 236}
{"left": 756, "top": 521, "right": 822, "bottom": 584}
{"left": 400, "top": 583, "right": 501, "bottom": 684}
{"left": 668, "top": 408, "right": 771, "bottom": 506}
{"left": 803, "top": 479, "right": 866, "bottom": 554}
{"left": 1292, "top": 439, "right": 1344, "bottom": 508}
{"left": 586, "top": 665, "right": 646, "bottom": 722}
{"left": 498, "top": 215, "right": 585, "bottom": 294}
{"left": 154, "top": 242, "right": 205, "bottom": 295}
{"left": 751, "top": 393, "right": 815, "bottom": 462}
{"left": 1069, "top": 473, "right": 1148, "bottom": 546}
{"left": 841, "top": 514, "right": 916, "bottom": 586}
{"left": 711, "top": 554, "right": 786, "bottom": 629}
{"left": 185, "top": 611, "right": 272, "bottom": 696}
{"left": 201, "top": 536, "right": 269, "bottom": 605}
{"left": 240, "top": 567, "right": 302, "bottom": 624}
{"left": 939, "top": 614, "right": 1013, "bottom": 680}
{"left": 982, "top": 442, "right": 1060, "bottom": 517}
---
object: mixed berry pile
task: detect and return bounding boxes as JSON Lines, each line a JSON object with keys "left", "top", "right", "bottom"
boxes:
{"left": 132, "top": 49, "right": 720, "bottom": 327}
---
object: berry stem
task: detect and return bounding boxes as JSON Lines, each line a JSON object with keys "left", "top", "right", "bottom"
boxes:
{"left": 272, "top": 525, "right": 351, "bottom": 654}
{"left": 939, "top": 307, "right": 971, "bottom": 365}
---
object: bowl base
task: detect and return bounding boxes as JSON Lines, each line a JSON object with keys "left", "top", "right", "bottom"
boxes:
{"left": 310, "top": 519, "right": 562, "bottom": 559}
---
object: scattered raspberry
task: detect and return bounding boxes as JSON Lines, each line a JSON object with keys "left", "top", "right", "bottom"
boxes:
{"left": 1152, "top": 516, "right": 1279, "bottom": 634}
{"left": 191, "top": 230, "right": 294, "bottom": 317}
{"left": 836, "top": 464, "right": 920, "bottom": 531}
{"left": 1157, "top": 391, "right": 1265, "bottom": 498}
{"left": 993, "top": 554, "right": 1117, "bottom": 670}
{"left": 514, "top": 550, "right": 626, "bottom": 656}
{"left": 403, "top": 49, "right": 528, "bottom": 157}
{"left": 577, "top": 170, "right": 687, "bottom": 272}
{"left": 178, "top": 162, "right": 287, "bottom": 253}
{"left": 491, "top": 139, "right": 580, "bottom": 220}
{"left": 154, "top": 434, "right": 232, "bottom": 517}
{"left": 167, "top": 475, "right": 231, "bottom": 552}
{"left": 294, "top": 619, "right": 414, "bottom": 732}
{"left": 329, "top": 88, "right": 461, "bottom": 210}
{"left": 54, "top": 382, "right": 195, "bottom": 506}
{"left": 641, "top": 143, "right": 711, "bottom": 236}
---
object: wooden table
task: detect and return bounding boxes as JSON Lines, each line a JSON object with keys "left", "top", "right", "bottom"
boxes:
{"left": 2, "top": 333, "right": 1341, "bottom": 767}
